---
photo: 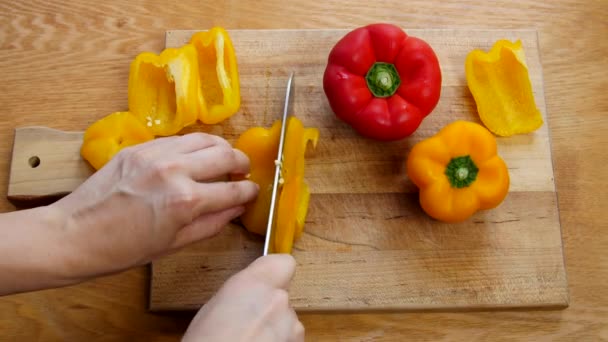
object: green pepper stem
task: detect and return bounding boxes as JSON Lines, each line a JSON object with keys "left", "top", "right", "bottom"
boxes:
{"left": 456, "top": 167, "right": 469, "bottom": 181}
{"left": 366, "top": 62, "right": 401, "bottom": 98}
{"left": 445, "top": 155, "right": 479, "bottom": 188}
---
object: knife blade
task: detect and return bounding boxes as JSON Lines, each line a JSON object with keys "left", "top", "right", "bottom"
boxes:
{"left": 263, "top": 72, "right": 295, "bottom": 256}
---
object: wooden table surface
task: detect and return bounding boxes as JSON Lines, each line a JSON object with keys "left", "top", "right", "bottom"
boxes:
{"left": 0, "top": 0, "right": 606, "bottom": 340}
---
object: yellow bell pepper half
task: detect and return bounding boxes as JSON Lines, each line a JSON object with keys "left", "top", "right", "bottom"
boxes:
{"left": 190, "top": 27, "right": 241, "bottom": 124}
{"left": 233, "top": 117, "right": 319, "bottom": 253}
{"left": 81, "top": 111, "right": 154, "bottom": 170}
{"left": 465, "top": 40, "right": 543, "bottom": 137}
{"left": 128, "top": 44, "right": 200, "bottom": 136}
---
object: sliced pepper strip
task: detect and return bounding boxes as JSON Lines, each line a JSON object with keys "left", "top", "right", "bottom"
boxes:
{"left": 406, "top": 121, "right": 509, "bottom": 223}
{"left": 233, "top": 117, "right": 319, "bottom": 253}
{"left": 465, "top": 39, "right": 543, "bottom": 136}
{"left": 275, "top": 117, "right": 319, "bottom": 253}
{"left": 128, "top": 44, "right": 200, "bottom": 136}
{"left": 81, "top": 111, "right": 154, "bottom": 170}
{"left": 190, "top": 27, "right": 241, "bottom": 124}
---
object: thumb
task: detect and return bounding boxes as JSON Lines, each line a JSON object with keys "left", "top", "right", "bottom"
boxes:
{"left": 244, "top": 254, "right": 297, "bottom": 289}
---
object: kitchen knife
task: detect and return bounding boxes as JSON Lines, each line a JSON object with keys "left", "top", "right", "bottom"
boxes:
{"left": 263, "top": 72, "right": 295, "bottom": 255}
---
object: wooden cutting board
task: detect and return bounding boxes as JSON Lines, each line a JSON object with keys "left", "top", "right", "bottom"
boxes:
{"left": 7, "top": 29, "right": 568, "bottom": 312}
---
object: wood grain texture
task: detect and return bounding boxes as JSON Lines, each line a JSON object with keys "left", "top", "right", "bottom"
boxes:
{"left": 148, "top": 28, "right": 566, "bottom": 311}
{"left": 0, "top": 0, "right": 606, "bottom": 340}
{"left": 7, "top": 127, "right": 90, "bottom": 204}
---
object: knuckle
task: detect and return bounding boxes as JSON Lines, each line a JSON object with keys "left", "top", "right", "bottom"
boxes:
{"left": 167, "top": 186, "right": 198, "bottom": 211}
{"left": 187, "top": 132, "right": 229, "bottom": 148}
{"left": 151, "top": 159, "right": 182, "bottom": 179}
{"left": 122, "top": 148, "right": 150, "bottom": 169}
{"left": 190, "top": 132, "right": 212, "bottom": 144}
{"left": 227, "top": 181, "right": 244, "bottom": 201}
{"left": 211, "top": 134, "right": 231, "bottom": 147}
{"left": 218, "top": 145, "right": 237, "bottom": 162}
{"left": 177, "top": 133, "right": 208, "bottom": 150}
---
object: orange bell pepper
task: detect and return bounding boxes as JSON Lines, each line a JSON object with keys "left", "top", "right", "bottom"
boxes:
{"left": 233, "top": 117, "right": 319, "bottom": 253}
{"left": 81, "top": 111, "right": 154, "bottom": 170}
{"left": 406, "top": 121, "right": 509, "bottom": 223}
{"left": 190, "top": 27, "right": 241, "bottom": 124}
{"left": 128, "top": 44, "right": 200, "bottom": 136}
{"left": 466, "top": 40, "right": 543, "bottom": 136}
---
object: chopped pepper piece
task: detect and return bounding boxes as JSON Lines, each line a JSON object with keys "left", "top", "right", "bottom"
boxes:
{"left": 81, "top": 111, "right": 154, "bottom": 170}
{"left": 466, "top": 39, "right": 543, "bottom": 136}
{"left": 128, "top": 44, "right": 200, "bottom": 136}
{"left": 406, "top": 121, "right": 509, "bottom": 223}
{"left": 233, "top": 117, "right": 319, "bottom": 253}
{"left": 190, "top": 27, "right": 241, "bottom": 124}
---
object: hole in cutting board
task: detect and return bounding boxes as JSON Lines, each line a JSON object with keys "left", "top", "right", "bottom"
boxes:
{"left": 29, "top": 156, "right": 40, "bottom": 168}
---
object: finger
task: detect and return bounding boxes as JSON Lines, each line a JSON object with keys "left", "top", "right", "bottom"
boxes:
{"left": 187, "top": 146, "right": 250, "bottom": 181}
{"left": 118, "top": 136, "right": 192, "bottom": 167}
{"left": 127, "top": 135, "right": 177, "bottom": 153}
{"left": 244, "top": 254, "right": 297, "bottom": 289}
{"left": 291, "top": 319, "right": 305, "bottom": 342}
{"left": 171, "top": 206, "right": 245, "bottom": 249}
{"left": 175, "top": 132, "right": 231, "bottom": 154}
{"left": 193, "top": 180, "right": 259, "bottom": 215}
{"left": 273, "top": 307, "right": 301, "bottom": 342}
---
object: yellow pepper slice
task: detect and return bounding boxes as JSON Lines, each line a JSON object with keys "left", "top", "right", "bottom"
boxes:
{"left": 128, "top": 44, "right": 200, "bottom": 136}
{"left": 190, "top": 27, "right": 241, "bottom": 124}
{"left": 233, "top": 117, "right": 319, "bottom": 253}
{"left": 81, "top": 111, "right": 154, "bottom": 170}
{"left": 406, "top": 121, "right": 509, "bottom": 223}
{"left": 465, "top": 40, "right": 543, "bottom": 136}
{"left": 275, "top": 118, "right": 319, "bottom": 253}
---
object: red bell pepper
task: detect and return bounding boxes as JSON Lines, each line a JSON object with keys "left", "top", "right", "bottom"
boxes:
{"left": 323, "top": 24, "right": 442, "bottom": 141}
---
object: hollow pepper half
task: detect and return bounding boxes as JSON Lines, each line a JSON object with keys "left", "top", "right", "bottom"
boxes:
{"left": 190, "top": 27, "right": 241, "bottom": 124}
{"left": 406, "top": 121, "right": 509, "bottom": 223}
{"left": 466, "top": 39, "right": 543, "bottom": 136}
{"left": 81, "top": 111, "right": 154, "bottom": 170}
{"left": 128, "top": 44, "right": 200, "bottom": 136}
{"left": 233, "top": 117, "right": 319, "bottom": 253}
{"left": 323, "top": 23, "right": 442, "bottom": 141}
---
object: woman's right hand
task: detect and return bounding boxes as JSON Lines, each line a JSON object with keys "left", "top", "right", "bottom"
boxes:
{"left": 182, "top": 254, "right": 304, "bottom": 342}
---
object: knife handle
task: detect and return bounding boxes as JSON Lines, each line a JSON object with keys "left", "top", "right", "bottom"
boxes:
{"left": 7, "top": 127, "right": 92, "bottom": 207}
